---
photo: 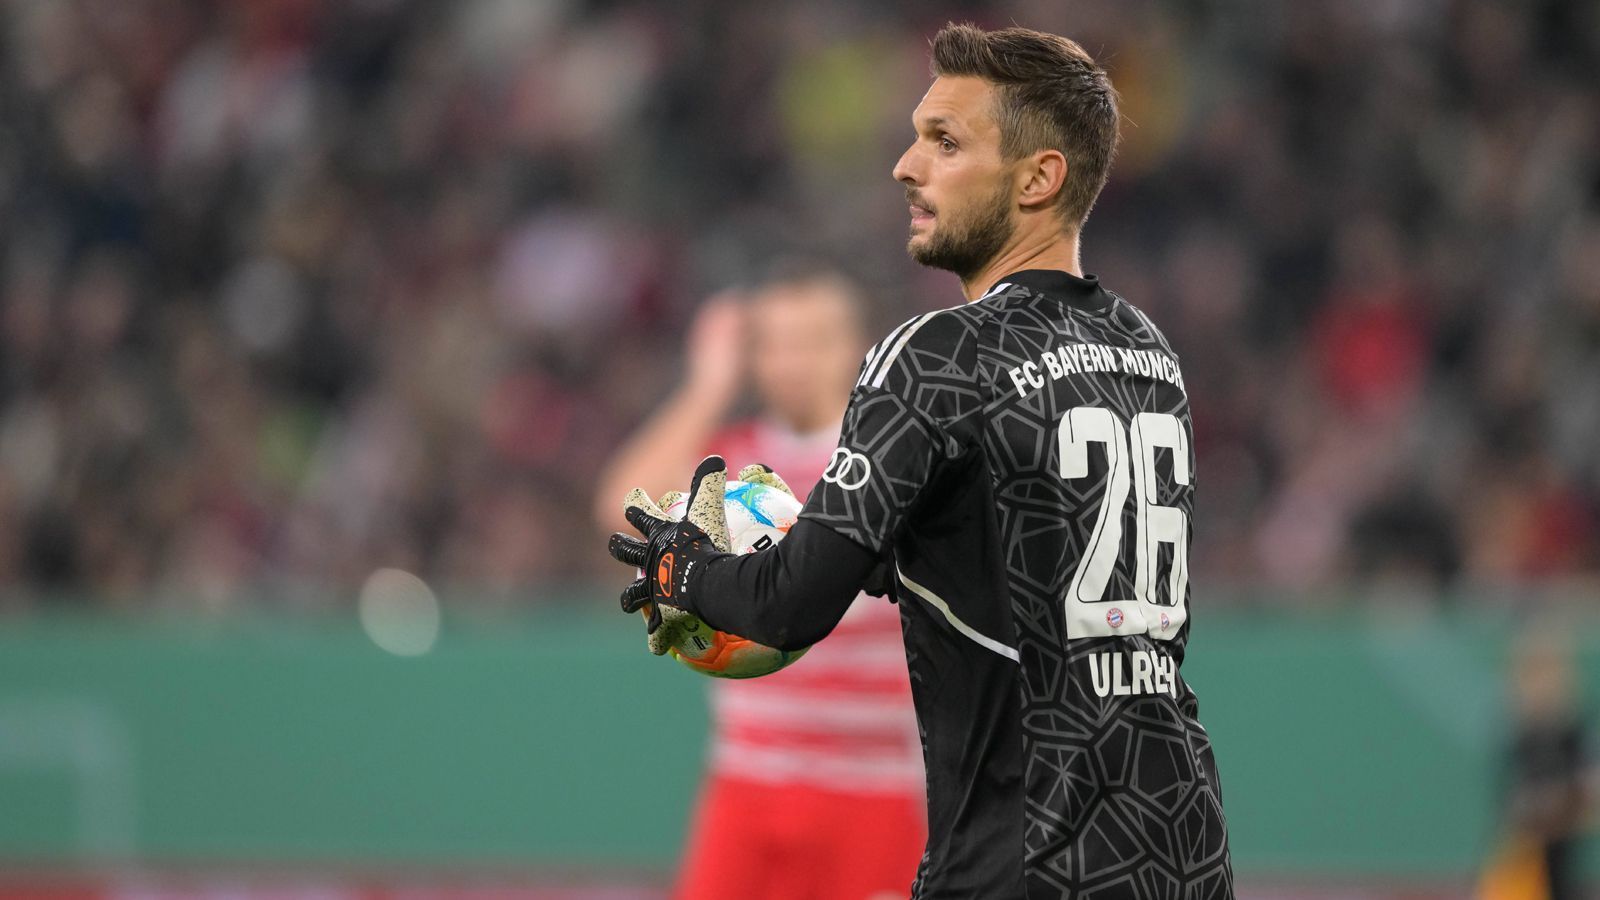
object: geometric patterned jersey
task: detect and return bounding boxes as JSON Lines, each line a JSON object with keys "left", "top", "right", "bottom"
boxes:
{"left": 800, "top": 269, "right": 1234, "bottom": 899}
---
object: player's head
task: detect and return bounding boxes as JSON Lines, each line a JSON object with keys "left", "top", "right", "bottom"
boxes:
{"left": 748, "top": 266, "right": 868, "bottom": 432}
{"left": 894, "top": 24, "right": 1119, "bottom": 281}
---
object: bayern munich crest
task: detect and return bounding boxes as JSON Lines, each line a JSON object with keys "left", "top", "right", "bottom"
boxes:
{"left": 1106, "top": 607, "right": 1123, "bottom": 628}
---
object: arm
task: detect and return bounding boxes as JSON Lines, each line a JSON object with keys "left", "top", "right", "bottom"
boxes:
{"left": 685, "top": 518, "right": 879, "bottom": 651}
{"left": 591, "top": 294, "right": 746, "bottom": 532}
{"left": 608, "top": 457, "right": 883, "bottom": 654}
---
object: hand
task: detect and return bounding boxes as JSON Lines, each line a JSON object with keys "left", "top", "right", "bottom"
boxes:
{"left": 684, "top": 293, "right": 747, "bottom": 407}
{"left": 608, "top": 456, "right": 733, "bottom": 655}
{"left": 627, "top": 488, "right": 699, "bottom": 653}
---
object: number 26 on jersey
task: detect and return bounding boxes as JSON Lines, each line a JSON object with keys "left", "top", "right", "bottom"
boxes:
{"left": 1057, "top": 407, "right": 1190, "bottom": 641}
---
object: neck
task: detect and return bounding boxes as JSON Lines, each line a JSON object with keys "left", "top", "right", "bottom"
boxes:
{"left": 961, "top": 228, "right": 1081, "bottom": 301}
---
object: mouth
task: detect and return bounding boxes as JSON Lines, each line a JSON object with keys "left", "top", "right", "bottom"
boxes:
{"left": 908, "top": 203, "right": 935, "bottom": 229}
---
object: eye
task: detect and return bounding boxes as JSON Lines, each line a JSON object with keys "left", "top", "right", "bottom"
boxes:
{"left": 938, "top": 135, "right": 957, "bottom": 153}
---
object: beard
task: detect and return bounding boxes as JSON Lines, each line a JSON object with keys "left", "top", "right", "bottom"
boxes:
{"left": 907, "top": 182, "right": 1014, "bottom": 282}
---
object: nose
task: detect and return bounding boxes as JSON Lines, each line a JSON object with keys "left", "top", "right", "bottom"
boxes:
{"left": 892, "top": 142, "right": 922, "bottom": 186}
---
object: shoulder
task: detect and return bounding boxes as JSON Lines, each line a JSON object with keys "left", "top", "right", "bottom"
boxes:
{"left": 855, "top": 302, "right": 991, "bottom": 392}
{"left": 1105, "top": 290, "right": 1179, "bottom": 358}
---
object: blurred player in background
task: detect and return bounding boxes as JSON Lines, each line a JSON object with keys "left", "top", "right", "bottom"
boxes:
{"left": 594, "top": 269, "right": 926, "bottom": 900}
{"left": 1481, "top": 630, "right": 1594, "bottom": 900}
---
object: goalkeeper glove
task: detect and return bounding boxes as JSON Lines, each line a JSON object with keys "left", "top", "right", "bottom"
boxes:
{"left": 608, "top": 456, "right": 734, "bottom": 655}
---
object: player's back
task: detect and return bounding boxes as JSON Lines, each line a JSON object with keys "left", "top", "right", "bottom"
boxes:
{"left": 803, "top": 269, "right": 1232, "bottom": 898}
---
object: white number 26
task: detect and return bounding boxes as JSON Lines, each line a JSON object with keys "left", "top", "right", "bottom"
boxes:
{"left": 1057, "top": 407, "right": 1190, "bottom": 640}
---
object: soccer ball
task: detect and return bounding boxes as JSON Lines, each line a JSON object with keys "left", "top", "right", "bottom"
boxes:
{"left": 654, "top": 479, "right": 810, "bottom": 678}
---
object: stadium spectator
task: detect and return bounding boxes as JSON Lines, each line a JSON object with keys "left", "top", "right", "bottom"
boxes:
{"left": 0, "top": 0, "right": 1594, "bottom": 604}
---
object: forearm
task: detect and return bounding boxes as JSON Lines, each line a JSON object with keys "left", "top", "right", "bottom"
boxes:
{"left": 684, "top": 519, "right": 880, "bottom": 651}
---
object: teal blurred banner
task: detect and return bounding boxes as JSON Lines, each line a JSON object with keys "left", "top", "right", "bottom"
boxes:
{"left": 0, "top": 599, "right": 1565, "bottom": 880}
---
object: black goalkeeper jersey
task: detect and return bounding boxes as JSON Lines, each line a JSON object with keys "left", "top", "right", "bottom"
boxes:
{"left": 801, "top": 269, "right": 1233, "bottom": 899}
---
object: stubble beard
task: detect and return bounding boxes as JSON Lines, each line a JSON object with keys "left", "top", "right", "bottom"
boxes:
{"left": 907, "top": 182, "right": 1014, "bottom": 283}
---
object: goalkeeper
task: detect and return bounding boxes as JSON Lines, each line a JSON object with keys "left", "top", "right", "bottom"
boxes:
{"left": 611, "top": 24, "right": 1231, "bottom": 899}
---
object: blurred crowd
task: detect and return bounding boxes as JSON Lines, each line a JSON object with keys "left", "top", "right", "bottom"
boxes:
{"left": 0, "top": 0, "right": 1596, "bottom": 609}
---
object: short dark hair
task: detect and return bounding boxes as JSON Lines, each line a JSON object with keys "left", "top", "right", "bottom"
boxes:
{"left": 930, "top": 23, "right": 1120, "bottom": 230}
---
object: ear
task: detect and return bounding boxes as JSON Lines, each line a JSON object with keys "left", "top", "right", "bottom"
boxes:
{"left": 1016, "top": 149, "right": 1068, "bottom": 212}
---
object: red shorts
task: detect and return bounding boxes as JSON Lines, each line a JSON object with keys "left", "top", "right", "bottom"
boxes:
{"left": 673, "top": 772, "right": 927, "bottom": 900}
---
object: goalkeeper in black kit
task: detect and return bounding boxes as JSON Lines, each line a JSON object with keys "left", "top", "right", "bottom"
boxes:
{"left": 609, "top": 24, "right": 1232, "bottom": 900}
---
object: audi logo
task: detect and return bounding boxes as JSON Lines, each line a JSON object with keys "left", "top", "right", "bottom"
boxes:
{"left": 823, "top": 447, "right": 872, "bottom": 490}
